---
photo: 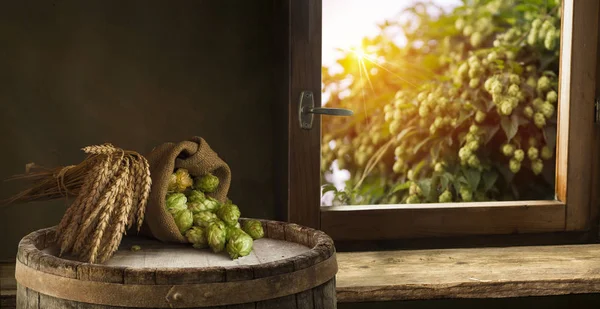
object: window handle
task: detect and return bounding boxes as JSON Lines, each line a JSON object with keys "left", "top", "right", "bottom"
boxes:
{"left": 306, "top": 107, "right": 354, "bottom": 116}
{"left": 299, "top": 91, "right": 354, "bottom": 130}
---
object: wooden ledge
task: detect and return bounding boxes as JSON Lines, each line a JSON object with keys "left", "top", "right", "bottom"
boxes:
{"left": 336, "top": 244, "right": 600, "bottom": 303}
{"left": 4, "top": 244, "right": 600, "bottom": 305}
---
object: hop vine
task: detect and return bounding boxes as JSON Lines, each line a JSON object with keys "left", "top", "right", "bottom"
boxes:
{"left": 322, "top": 0, "right": 561, "bottom": 205}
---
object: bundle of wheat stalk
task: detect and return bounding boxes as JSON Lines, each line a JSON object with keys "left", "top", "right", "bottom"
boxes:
{"left": 4, "top": 143, "right": 152, "bottom": 264}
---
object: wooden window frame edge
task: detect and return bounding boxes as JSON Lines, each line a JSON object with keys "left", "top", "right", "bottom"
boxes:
{"left": 286, "top": 0, "right": 600, "bottom": 242}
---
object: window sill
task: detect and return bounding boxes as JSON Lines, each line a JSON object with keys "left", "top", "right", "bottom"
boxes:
{"left": 3, "top": 244, "right": 600, "bottom": 305}
{"left": 335, "top": 243, "right": 600, "bottom": 303}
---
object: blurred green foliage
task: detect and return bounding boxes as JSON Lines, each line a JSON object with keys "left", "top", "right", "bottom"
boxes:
{"left": 321, "top": 0, "right": 561, "bottom": 205}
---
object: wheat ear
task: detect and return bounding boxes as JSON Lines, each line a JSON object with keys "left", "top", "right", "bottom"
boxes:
{"left": 73, "top": 158, "right": 129, "bottom": 256}
{"left": 85, "top": 158, "right": 130, "bottom": 263}
{"left": 98, "top": 160, "right": 135, "bottom": 263}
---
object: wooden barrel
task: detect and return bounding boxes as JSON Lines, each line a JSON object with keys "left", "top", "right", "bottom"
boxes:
{"left": 14, "top": 219, "right": 337, "bottom": 309}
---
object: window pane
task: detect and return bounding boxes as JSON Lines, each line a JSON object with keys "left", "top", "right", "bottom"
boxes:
{"left": 321, "top": 0, "right": 562, "bottom": 206}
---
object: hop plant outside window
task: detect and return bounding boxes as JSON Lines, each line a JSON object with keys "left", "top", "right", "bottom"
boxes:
{"left": 320, "top": 0, "right": 562, "bottom": 206}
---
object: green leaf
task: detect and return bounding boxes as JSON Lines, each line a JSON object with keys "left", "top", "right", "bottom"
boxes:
{"left": 322, "top": 184, "right": 337, "bottom": 194}
{"left": 430, "top": 142, "right": 442, "bottom": 162}
{"left": 418, "top": 179, "right": 433, "bottom": 199}
{"left": 413, "top": 160, "right": 427, "bottom": 179}
{"left": 457, "top": 109, "right": 475, "bottom": 126}
{"left": 463, "top": 168, "right": 481, "bottom": 191}
{"left": 390, "top": 181, "right": 411, "bottom": 194}
{"left": 481, "top": 125, "right": 500, "bottom": 144}
{"left": 500, "top": 114, "right": 519, "bottom": 141}
{"left": 482, "top": 170, "right": 499, "bottom": 192}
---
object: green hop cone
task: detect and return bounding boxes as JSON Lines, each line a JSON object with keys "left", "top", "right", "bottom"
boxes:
{"left": 475, "top": 110, "right": 486, "bottom": 123}
{"left": 216, "top": 203, "right": 241, "bottom": 227}
{"left": 509, "top": 158, "right": 521, "bottom": 173}
{"left": 195, "top": 173, "right": 220, "bottom": 193}
{"left": 467, "top": 155, "right": 480, "bottom": 169}
{"left": 226, "top": 228, "right": 254, "bottom": 259}
{"left": 541, "top": 102, "right": 555, "bottom": 119}
{"left": 242, "top": 220, "right": 265, "bottom": 240}
{"left": 438, "top": 190, "right": 453, "bottom": 203}
{"left": 502, "top": 144, "right": 515, "bottom": 157}
{"left": 173, "top": 209, "right": 194, "bottom": 235}
{"left": 190, "top": 196, "right": 220, "bottom": 213}
{"left": 206, "top": 221, "right": 228, "bottom": 253}
{"left": 166, "top": 193, "right": 188, "bottom": 215}
{"left": 537, "top": 76, "right": 551, "bottom": 93}
{"left": 203, "top": 196, "right": 222, "bottom": 212}
{"left": 541, "top": 146, "right": 554, "bottom": 160}
{"left": 507, "top": 84, "right": 520, "bottom": 97}
{"left": 406, "top": 195, "right": 421, "bottom": 204}
{"left": 393, "top": 159, "right": 404, "bottom": 174}
{"left": 490, "top": 81, "right": 503, "bottom": 95}
{"left": 534, "top": 112, "right": 546, "bottom": 128}
{"left": 186, "top": 190, "right": 206, "bottom": 213}
{"left": 544, "top": 29, "right": 557, "bottom": 50}
{"left": 547, "top": 91, "right": 558, "bottom": 104}
{"left": 514, "top": 149, "right": 525, "bottom": 162}
{"left": 167, "top": 174, "right": 178, "bottom": 193}
{"left": 459, "top": 187, "right": 473, "bottom": 202}
{"left": 193, "top": 211, "right": 218, "bottom": 228}
{"left": 532, "top": 159, "right": 544, "bottom": 175}
{"left": 524, "top": 106, "right": 534, "bottom": 118}
{"left": 186, "top": 226, "right": 209, "bottom": 249}
{"left": 173, "top": 168, "right": 194, "bottom": 193}
{"left": 528, "top": 147, "right": 539, "bottom": 161}
{"left": 500, "top": 102, "right": 513, "bottom": 115}
{"left": 469, "top": 78, "right": 480, "bottom": 88}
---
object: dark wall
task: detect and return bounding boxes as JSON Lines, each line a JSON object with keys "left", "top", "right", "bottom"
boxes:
{"left": 0, "top": 0, "right": 282, "bottom": 260}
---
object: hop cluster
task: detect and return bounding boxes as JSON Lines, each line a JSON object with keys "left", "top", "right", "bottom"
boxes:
{"left": 321, "top": 0, "right": 560, "bottom": 204}
{"left": 164, "top": 169, "right": 264, "bottom": 259}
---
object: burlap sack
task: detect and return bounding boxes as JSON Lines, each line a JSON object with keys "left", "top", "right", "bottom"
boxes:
{"left": 143, "top": 136, "right": 231, "bottom": 243}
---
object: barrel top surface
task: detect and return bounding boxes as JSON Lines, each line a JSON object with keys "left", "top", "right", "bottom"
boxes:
{"left": 42, "top": 236, "right": 311, "bottom": 268}
{"left": 15, "top": 220, "right": 338, "bottom": 307}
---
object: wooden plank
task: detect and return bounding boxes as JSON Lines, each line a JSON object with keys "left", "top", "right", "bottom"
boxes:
{"left": 285, "top": 223, "right": 309, "bottom": 247}
{"left": 266, "top": 221, "right": 285, "bottom": 241}
{"left": 39, "top": 292, "right": 77, "bottom": 309}
{"left": 271, "top": 0, "right": 291, "bottom": 223}
{"left": 26, "top": 286, "right": 38, "bottom": 309}
{"left": 321, "top": 201, "right": 565, "bottom": 241}
{"left": 336, "top": 244, "right": 600, "bottom": 302}
{"left": 296, "top": 289, "right": 314, "bottom": 309}
{"left": 38, "top": 254, "right": 78, "bottom": 278}
{"left": 287, "top": 0, "right": 322, "bottom": 229}
{"left": 256, "top": 294, "right": 296, "bottom": 309}
{"left": 77, "top": 264, "right": 124, "bottom": 284}
{"left": 313, "top": 279, "right": 336, "bottom": 309}
{"left": 558, "top": 0, "right": 600, "bottom": 230}
{"left": 16, "top": 284, "right": 26, "bottom": 309}
{"left": 123, "top": 267, "right": 156, "bottom": 285}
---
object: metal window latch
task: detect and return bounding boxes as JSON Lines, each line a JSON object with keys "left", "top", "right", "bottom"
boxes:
{"left": 298, "top": 91, "right": 354, "bottom": 130}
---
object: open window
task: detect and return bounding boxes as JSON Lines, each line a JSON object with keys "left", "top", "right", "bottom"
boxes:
{"left": 284, "top": 0, "right": 600, "bottom": 243}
